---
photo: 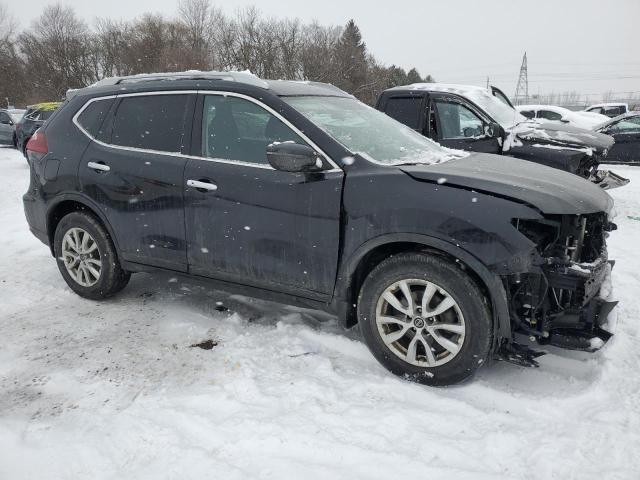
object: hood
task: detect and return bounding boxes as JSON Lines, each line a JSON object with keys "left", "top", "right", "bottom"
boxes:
{"left": 509, "top": 121, "right": 614, "bottom": 154}
{"left": 401, "top": 153, "right": 613, "bottom": 215}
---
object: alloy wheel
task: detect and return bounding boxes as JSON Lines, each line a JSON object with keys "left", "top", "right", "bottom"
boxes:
{"left": 375, "top": 279, "right": 466, "bottom": 367}
{"left": 61, "top": 227, "right": 102, "bottom": 287}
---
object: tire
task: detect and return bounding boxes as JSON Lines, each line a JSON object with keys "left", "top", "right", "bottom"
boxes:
{"left": 357, "top": 252, "right": 492, "bottom": 386}
{"left": 54, "top": 211, "right": 130, "bottom": 300}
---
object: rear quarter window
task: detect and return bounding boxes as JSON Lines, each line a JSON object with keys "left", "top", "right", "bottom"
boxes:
{"left": 383, "top": 96, "right": 423, "bottom": 130}
{"left": 77, "top": 99, "right": 115, "bottom": 138}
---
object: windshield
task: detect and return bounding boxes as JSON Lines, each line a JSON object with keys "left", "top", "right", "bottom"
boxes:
{"left": 466, "top": 89, "right": 526, "bottom": 129}
{"left": 284, "top": 96, "right": 460, "bottom": 166}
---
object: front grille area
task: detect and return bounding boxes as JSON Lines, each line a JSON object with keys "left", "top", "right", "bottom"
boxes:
{"left": 509, "top": 212, "right": 611, "bottom": 337}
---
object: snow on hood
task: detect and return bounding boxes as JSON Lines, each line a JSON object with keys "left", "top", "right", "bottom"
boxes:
{"left": 503, "top": 120, "right": 614, "bottom": 155}
{"left": 516, "top": 105, "right": 609, "bottom": 129}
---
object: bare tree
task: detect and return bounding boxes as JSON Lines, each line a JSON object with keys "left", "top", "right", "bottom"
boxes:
{"left": 0, "top": 4, "right": 17, "bottom": 42}
{"left": 300, "top": 22, "right": 341, "bottom": 83}
{"left": 0, "top": 3, "right": 25, "bottom": 106}
{"left": 94, "top": 18, "right": 135, "bottom": 77}
{"left": 6, "top": 2, "right": 434, "bottom": 106}
{"left": 19, "top": 4, "right": 96, "bottom": 100}
{"left": 177, "top": 0, "right": 221, "bottom": 69}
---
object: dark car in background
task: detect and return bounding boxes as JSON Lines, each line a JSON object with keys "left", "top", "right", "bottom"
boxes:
{"left": 16, "top": 102, "right": 61, "bottom": 158}
{"left": 376, "top": 83, "right": 628, "bottom": 189}
{"left": 593, "top": 112, "right": 640, "bottom": 164}
{"left": 22, "top": 71, "right": 617, "bottom": 386}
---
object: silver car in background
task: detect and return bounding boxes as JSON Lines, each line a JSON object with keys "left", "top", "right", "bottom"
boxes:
{"left": 0, "top": 109, "right": 18, "bottom": 147}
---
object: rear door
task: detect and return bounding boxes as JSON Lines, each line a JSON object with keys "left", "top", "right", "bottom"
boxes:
{"left": 427, "top": 94, "right": 502, "bottom": 153}
{"left": 78, "top": 92, "right": 196, "bottom": 271}
{"left": 183, "top": 92, "right": 343, "bottom": 300}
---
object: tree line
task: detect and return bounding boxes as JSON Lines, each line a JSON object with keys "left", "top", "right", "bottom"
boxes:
{"left": 0, "top": 0, "right": 434, "bottom": 107}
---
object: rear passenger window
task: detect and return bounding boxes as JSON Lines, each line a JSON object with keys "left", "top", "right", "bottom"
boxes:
{"left": 77, "top": 99, "right": 114, "bottom": 138}
{"left": 520, "top": 110, "right": 535, "bottom": 119}
{"left": 604, "top": 106, "right": 625, "bottom": 116}
{"left": 384, "top": 97, "right": 422, "bottom": 129}
{"left": 538, "top": 110, "right": 562, "bottom": 121}
{"left": 111, "top": 95, "right": 190, "bottom": 152}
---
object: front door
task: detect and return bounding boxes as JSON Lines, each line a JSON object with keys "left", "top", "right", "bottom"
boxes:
{"left": 79, "top": 93, "right": 196, "bottom": 271}
{"left": 605, "top": 116, "right": 640, "bottom": 163}
{"left": 184, "top": 93, "right": 343, "bottom": 300}
{"left": 428, "top": 95, "right": 502, "bottom": 154}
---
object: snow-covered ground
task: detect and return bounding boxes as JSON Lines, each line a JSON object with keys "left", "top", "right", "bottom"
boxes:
{"left": 1, "top": 146, "right": 639, "bottom": 479}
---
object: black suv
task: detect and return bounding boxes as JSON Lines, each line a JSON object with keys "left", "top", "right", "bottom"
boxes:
{"left": 376, "top": 84, "right": 629, "bottom": 189}
{"left": 23, "top": 72, "right": 618, "bottom": 385}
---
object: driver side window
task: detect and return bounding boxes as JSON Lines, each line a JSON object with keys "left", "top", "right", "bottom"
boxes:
{"left": 434, "top": 100, "right": 484, "bottom": 139}
{"left": 201, "top": 95, "right": 306, "bottom": 165}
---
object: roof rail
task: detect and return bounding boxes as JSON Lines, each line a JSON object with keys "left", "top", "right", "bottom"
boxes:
{"left": 88, "top": 70, "right": 270, "bottom": 89}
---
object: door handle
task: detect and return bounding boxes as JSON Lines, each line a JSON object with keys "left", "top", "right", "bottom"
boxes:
{"left": 87, "top": 161, "right": 110, "bottom": 172}
{"left": 187, "top": 179, "right": 218, "bottom": 192}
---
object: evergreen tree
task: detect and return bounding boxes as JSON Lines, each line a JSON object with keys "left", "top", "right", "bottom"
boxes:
{"left": 334, "top": 19, "right": 368, "bottom": 96}
{"left": 406, "top": 68, "right": 423, "bottom": 84}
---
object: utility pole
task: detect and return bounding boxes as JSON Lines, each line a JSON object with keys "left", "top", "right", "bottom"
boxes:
{"left": 514, "top": 52, "right": 529, "bottom": 106}
{"left": 486, "top": 76, "right": 490, "bottom": 89}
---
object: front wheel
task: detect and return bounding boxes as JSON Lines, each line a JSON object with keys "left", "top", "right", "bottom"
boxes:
{"left": 357, "top": 252, "right": 492, "bottom": 386}
{"left": 54, "top": 212, "right": 130, "bottom": 300}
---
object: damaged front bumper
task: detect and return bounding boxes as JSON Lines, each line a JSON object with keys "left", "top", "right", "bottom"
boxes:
{"left": 538, "top": 259, "right": 617, "bottom": 352}
{"left": 501, "top": 213, "right": 618, "bottom": 365}
{"left": 590, "top": 169, "right": 630, "bottom": 190}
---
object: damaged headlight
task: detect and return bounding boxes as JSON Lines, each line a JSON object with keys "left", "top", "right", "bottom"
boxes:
{"left": 512, "top": 218, "right": 560, "bottom": 255}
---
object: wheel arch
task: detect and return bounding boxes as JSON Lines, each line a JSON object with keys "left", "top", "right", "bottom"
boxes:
{"left": 46, "top": 194, "right": 120, "bottom": 256}
{"left": 335, "top": 234, "right": 511, "bottom": 338}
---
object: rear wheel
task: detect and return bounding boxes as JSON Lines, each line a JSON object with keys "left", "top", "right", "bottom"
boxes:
{"left": 357, "top": 252, "right": 492, "bottom": 386}
{"left": 54, "top": 212, "right": 130, "bottom": 300}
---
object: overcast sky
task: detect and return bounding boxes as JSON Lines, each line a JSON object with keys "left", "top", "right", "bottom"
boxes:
{"left": 7, "top": 0, "right": 640, "bottom": 100}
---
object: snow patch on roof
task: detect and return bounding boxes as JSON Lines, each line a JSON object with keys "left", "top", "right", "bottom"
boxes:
{"left": 394, "top": 83, "right": 488, "bottom": 94}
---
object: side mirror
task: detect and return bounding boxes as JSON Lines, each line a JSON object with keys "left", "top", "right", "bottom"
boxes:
{"left": 266, "top": 142, "right": 323, "bottom": 173}
{"left": 487, "top": 122, "right": 503, "bottom": 138}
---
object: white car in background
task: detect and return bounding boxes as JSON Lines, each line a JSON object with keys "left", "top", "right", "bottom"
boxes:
{"left": 516, "top": 104, "right": 609, "bottom": 129}
{"left": 584, "top": 103, "right": 629, "bottom": 118}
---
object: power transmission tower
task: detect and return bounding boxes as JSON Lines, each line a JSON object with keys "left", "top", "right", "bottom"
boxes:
{"left": 514, "top": 52, "right": 529, "bottom": 105}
